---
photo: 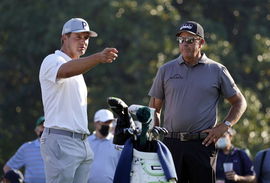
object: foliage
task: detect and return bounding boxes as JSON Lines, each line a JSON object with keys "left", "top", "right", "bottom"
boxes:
{"left": 0, "top": 0, "right": 270, "bottom": 170}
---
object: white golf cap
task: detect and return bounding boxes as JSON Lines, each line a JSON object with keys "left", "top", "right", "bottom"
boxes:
{"left": 94, "top": 109, "right": 115, "bottom": 123}
{"left": 61, "top": 18, "right": 98, "bottom": 37}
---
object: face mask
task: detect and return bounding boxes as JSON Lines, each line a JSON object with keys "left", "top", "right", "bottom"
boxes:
{"left": 216, "top": 137, "right": 229, "bottom": 149}
{"left": 99, "top": 125, "right": 110, "bottom": 137}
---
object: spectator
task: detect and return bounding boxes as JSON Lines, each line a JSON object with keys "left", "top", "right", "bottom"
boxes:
{"left": 216, "top": 128, "right": 255, "bottom": 183}
{"left": 3, "top": 116, "right": 45, "bottom": 183}
{"left": 88, "top": 109, "right": 121, "bottom": 183}
{"left": 2, "top": 169, "right": 24, "bottom": 183}
{"left": 254, "top": 148, "right": 270, "bottom": 183}
{"left": 148, "top": 20, "right": 247, "bottom": 183}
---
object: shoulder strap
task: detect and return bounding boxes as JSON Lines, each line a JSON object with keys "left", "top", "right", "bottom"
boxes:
{"left": 258, "top": 150, "right": 267, "bottom": 183}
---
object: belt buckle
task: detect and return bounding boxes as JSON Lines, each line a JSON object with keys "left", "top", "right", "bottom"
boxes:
{"left": 179, "top": 132, "right": 189, "bottom": 141}
{"left": 81, "top": 134, "right": 87, "bottom": 140}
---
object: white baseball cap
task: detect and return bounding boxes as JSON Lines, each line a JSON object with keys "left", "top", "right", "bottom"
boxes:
{"left": 61, "top": 18, "right": 98, "bottom": 37}
{"left": 94, "top": 109, "right": 115, "bottom": 123}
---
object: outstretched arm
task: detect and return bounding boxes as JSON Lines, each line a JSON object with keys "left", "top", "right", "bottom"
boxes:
{"left": 57, "top": 48, "right": 118, "bottom": 78}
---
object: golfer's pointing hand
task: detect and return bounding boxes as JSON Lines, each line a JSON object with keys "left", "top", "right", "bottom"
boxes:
{"left": 99, "top": 48, "right": 118, "bottom": 63}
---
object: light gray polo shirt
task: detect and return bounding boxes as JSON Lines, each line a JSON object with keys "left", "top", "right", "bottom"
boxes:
{"left": 148, "top": 54, "right": 239, "bottom": 133}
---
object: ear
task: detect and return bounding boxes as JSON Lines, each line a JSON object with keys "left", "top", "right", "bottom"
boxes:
{"left": 198, "top": 39, "right": 205, "bottom": 49}
{"left": 200, "top": 39, "right": 205, "bottom": 45}
{"left": 94, "top": 122, "right": 100, "bottom": 128}
{"left": 61, "top": 35, "right": 67, "bottom": 42}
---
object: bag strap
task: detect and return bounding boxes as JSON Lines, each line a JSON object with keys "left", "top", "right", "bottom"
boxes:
{"left": 258, "top": 150, "right": 267, "bottom": 183}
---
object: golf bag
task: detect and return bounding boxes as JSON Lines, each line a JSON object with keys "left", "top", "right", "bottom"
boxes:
{"left": 107, "top": 97, "right": 177, "bottom": 183}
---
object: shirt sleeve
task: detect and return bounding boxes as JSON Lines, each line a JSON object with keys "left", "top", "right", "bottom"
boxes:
{"left": 219, "top": 66, "right": 240, "bottom": 98}
{"left": 40, "top": 54, "right": 66, "bottom": 84}
{"left": 254, "top": 150, "right": 265, "bottom": 177}
{"left": 148, "top": 67, "right": 165, "bottom": 99}
{"left": 239, "top": 150, "right": 255, "bottom": 175}
{"left": 6, "top": 143, "right": 27, "bottom": 169}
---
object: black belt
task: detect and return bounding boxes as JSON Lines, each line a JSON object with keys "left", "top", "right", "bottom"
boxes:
{"left": 165, "top": 132, "right": 208, "bottom": 141}
{"left": 46, "top": 128, "right": 89, "bottom": 140}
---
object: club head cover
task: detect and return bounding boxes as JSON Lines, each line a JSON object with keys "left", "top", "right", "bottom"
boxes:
{"left": 113, "top": 124, "right": 132, "bottom": 145}
{"left": 107, "top": 97, "right": 133, "bottom": 145}
{"left": 107, "top": 97, "right": 128, "bottom": 117}
{"left": 136, "top": 107, "right": 151, "bottom": 124}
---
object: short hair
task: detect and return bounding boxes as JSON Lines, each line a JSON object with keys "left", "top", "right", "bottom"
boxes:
{"left": 61, "top": 32, "right": 72, "bottom": 46}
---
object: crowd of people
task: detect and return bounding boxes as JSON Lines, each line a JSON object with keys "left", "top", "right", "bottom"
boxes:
{"left": 1, "top": 18, "right": 269, "bottom": 183}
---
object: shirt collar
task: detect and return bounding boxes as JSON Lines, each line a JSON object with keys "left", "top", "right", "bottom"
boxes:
{"left": 55, "top": 50, "right": 72, "bottom": 61}
{"left": 230, "top": 146, "right": 238, "bottom": 155}
{"left": 221, "top": 146, "right": 237, "bottom": 156}
{"left": 177, "top": 53, "right": 208, "bottom": 65}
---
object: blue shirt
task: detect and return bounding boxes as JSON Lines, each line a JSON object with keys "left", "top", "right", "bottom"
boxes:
{"left": 6, "top": 139, "right": 45, "bottom": 183}
{"left": 88, "top": 134, "right": 121, "bottom": 183}
{"left": 216, "top": 147, "right": 254, "bottom": 183}
{"left": 254, "top": 149, "right": 270, "bottom": 183}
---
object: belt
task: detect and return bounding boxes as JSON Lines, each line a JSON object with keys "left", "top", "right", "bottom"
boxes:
{"left": 165, "top": 132, "right": 208, "bottom": 141}
{"left": 46, "top": 128, "right": 89, "bottom": 140}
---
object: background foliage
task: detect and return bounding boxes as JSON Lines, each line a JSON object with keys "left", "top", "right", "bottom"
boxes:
{"left": 1, "top": 0, "right": 270, "bottom": 170}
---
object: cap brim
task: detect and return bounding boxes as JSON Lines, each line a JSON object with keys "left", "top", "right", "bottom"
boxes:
{"left": 176, "top": 30, "right": 197, "bottom": 37}
{"left": 95, "top": 118, "right": 116, "bottom": 123}
{"left": 72, "top": 30, "right": 98, "bottom": 37}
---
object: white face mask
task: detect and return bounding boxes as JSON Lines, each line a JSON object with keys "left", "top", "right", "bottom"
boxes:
{"left": 216, "top": 137, "right": 229, "bottom": 149}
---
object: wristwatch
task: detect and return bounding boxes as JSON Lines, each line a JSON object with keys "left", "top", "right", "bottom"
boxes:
{"left": 223, "top": 121, "right": 232, "bottom": 127}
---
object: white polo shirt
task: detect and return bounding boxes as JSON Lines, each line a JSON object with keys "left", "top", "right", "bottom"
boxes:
{"left": 39, "top": 50, "right": 89, "bottom": 134}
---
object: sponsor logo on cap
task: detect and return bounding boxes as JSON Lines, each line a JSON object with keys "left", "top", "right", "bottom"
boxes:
{"left": 82, "top": 21, "right": 88, "bottom": 30}
{"left": 180, "top": 24, "right": 193, "bottom": 30}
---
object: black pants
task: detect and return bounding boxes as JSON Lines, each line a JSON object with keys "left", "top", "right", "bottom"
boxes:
{"left": 163, "top": 137, "right": 217, "bottom": 183}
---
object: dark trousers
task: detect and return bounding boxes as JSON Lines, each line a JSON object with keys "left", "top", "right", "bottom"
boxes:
{"left": 163, "top": 137, "right": 217, "bottom": 183}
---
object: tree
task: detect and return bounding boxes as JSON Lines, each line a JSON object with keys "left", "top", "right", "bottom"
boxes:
{"left": 0, "top": 0, "right": 269, "bottom": 169}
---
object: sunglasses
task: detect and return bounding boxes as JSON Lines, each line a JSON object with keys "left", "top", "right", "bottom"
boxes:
{"left": 177, "top": 37, "right": 200, "bottom": 44}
